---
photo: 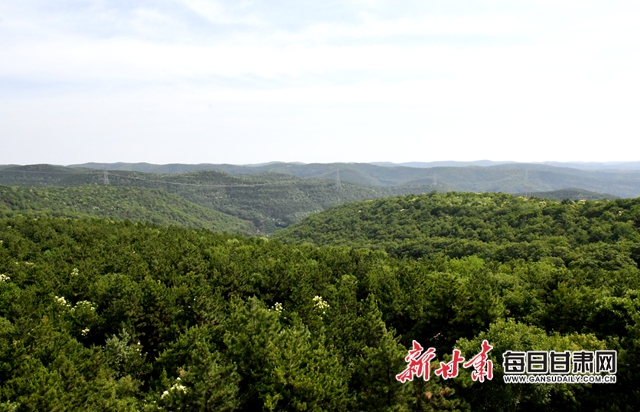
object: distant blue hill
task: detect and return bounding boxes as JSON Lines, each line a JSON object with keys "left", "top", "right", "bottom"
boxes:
{"left": 372, "top": 161, "right": 640, "bottom": 170}
{"left": 5, "top": 161, "right": 640, "bottom": 197}
{"left": 69, "top": 160, "right": 640, "bottom": 173}
{"left": 58, "top": 161, "right": 640, "bottom": 198}
{"left": 371, "top": 160, "right": 516, "bottom": 168}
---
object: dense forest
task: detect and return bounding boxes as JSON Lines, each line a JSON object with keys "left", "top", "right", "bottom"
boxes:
{"left": 275, "top": 192, "right": 640, "bottom": 261}
{"left": 1, "top": 191, "right": 639, "bottom": 410}
{"left": 0, "top": 185, "right": 255, "bottom": 235}
{"left": 514, "top": 188, "right": 618, "bottom": 201}
{"left": 0, "top": 163, "right": 629, "bottom": 235}
{"left": 0, "top": 166, "right": 439, "bottom": 234}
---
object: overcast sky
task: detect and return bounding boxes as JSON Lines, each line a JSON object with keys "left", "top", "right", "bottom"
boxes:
{"left": 1, "top": 0, "right": 639, "bottom": 165}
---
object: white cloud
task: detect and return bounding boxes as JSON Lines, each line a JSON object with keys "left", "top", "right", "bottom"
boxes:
{"left": 2, "top": 0, "right": 640, "bottom": 163}
{"left": 282, "top": 14, "right": 535, "bottom": 44}
{"left": 180, "top": 0, "right": 266, "bottom": 27}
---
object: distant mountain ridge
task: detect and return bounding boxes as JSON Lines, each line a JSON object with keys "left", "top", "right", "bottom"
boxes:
{"left": 59, "top": 161, "right": 640, "bottom": 197}
{"left": 0, "top": 166, "right": 425, "bottom": 233}
{"left": 371, "top": 160, "right": 516, "bottom": 168}
{"left": 69, "top": 160, "right": 640, "bottom": 172}
{"left": 1, "top": 163, "right": 635, "bottom": 234}
{"left": 4, "top": 162, "right": 637, "bottom": 197}
{"left": 372, "top": 161, "right": 640, "bottom": 170}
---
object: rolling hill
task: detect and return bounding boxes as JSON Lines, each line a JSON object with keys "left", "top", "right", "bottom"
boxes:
{"left": 274, "top": 191, "right": 640, "bottom": 261}
{"left": 1, "top": 164, "right": 629, "bottom": 234}
{"left": 0, "top": 166, "right": 446, "bottom": 233}
{"left": 0, "top": 185, "right": 256, "bottom": 235}
{"left": 69, "top": 161, "right": 640, "bottom": 197}
{"left": 516, "top": 188, "right": 619, "bottom": 200}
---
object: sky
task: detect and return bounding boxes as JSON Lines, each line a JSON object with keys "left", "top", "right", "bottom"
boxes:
{"left": 1, "top": 0, "right": 639, "bottom": 165}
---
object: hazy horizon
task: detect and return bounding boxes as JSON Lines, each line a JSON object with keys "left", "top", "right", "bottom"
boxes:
{"left": 4, "top": 159, "right": 640, "bottom": 171}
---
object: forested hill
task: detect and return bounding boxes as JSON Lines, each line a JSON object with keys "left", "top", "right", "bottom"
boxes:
{"left": 274, "top": 192, "right": 640, "bottom": 262}
{"left": 0, "top": 166, "right": 439, "bottom": 233}
{"left": 0, "top": 165, "right": 627, "bottom": 235}
{"left": 0, "top": 185, "right": 256, "bottom": 235}
{"left": 514, "top": 188, "right": 619, "bottom": 201}
{"left": 70, "top": 161, "right": 640, "bottom": 197}
{"left": 1, "top": 216, "right": 639, "bottom": 410}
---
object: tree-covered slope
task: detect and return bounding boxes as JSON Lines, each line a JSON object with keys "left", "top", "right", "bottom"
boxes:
{"left": 0, "top": 167, "right": 419, "bottom": 233}
{"left": 514, "top": 188, "right": 619, "bottom": 201}
{"left": 0, "top": 164, "right": 90, "bottom": 186}
{"left": 1, "top": 216, "right": 638, "bottom": 410}
{"left": 0, "top": 185, "right": 256, "bottom": 235}
{"left": 126, "top": 170, "right": 393, "bottom": 232}
{"left": 0, "top": 165, "right": 629, "bottom": 235}
{"left": 274, "top": 192, "right": 640, "bottom": 262}
{"left": 69, "top": 161, "right": 640, "bottom": 197}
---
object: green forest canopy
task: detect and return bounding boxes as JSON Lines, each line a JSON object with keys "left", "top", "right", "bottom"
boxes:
{"left": 0, "top": 166, "right": 412, "bottom": 234}
{"left": 0, "top": 164, "right": 631, "bottom": 235}
{"left": 275, "top": 191, "right": 640, "bottom": 262}
{"left": 1, "top": 191, "right": 640, "bottom": 410}
{"left": 0, "top": 185, "right": 256, "bottom": 236}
